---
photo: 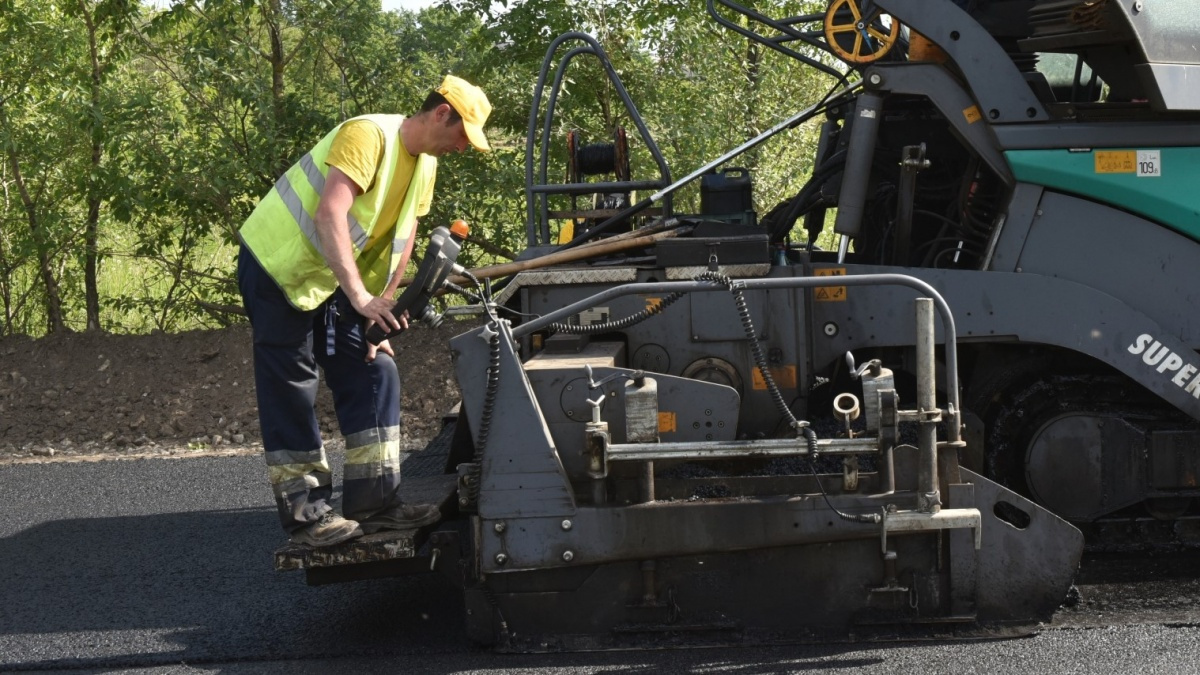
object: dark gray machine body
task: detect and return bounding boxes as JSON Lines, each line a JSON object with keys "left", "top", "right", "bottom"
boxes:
{"left": 274, "top": 0, "right": 1200, "bottom": 651}
{"left": 444, "top": 278, "right": 1081, "bottom": 649}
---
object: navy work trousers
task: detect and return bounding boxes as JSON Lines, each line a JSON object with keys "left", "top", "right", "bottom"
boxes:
{"left": 237, "top": 244, "right": 403, "bottom": 533}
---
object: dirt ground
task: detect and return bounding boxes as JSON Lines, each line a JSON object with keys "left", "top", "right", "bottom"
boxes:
{"left": 0, "top": 318, "right": 479, "bottom": 463}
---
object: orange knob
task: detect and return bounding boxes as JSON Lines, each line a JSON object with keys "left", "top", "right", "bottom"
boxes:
{"left": 450, "top": 219, "right": 470, "bottom": 240}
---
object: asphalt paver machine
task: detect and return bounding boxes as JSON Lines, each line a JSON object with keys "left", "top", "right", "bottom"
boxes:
{"left": 276, "top": 0, "right": 1200, "bottom": 650}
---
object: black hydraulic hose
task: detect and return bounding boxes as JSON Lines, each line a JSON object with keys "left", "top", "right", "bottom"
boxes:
{"left": 706, "top": 0, "right": 849, "bottom": 83}
{"left": 808, "top": 446, "right": 882, "bottom": 524}
{"left": 764, "top": 149, "right": 847, "bottom": 243}
{"left": 527, "top": 33, "right": 672, "bottom": 247}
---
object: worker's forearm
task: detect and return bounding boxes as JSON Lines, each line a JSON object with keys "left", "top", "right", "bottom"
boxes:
{"left": 381, "top": 225, "right": 419, "bottom": 299}
{"left": 315, "top": 211, "right": 371, "bottom": 307}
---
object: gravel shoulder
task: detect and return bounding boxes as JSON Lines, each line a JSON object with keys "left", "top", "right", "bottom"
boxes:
{"left": 0, "top": 318, "right": 478, "bottom": 464}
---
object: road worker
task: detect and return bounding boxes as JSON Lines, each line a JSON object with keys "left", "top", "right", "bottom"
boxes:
{"left": 236, "top": 75, "right": 491, "bottom": 547}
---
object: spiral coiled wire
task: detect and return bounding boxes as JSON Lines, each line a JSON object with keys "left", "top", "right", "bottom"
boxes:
{"left": 458, "top": 269, "right": 502, "bottom": 506}
{"left": 481, "top": 584, "right": 511, "bottom": 638}
{"left": 692, "top": 271, "right": 799, "bottom": 428}
{"left": 444, "top": 280, "right": 481, "bottom": 303}
{"left": 547, "top": 289, "right": 688, "bottom": 334}
{"left": 667, "top": 272, "right": 879, "bottom": 525}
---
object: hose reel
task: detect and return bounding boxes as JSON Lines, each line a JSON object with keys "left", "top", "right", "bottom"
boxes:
{"left": 563, "top": 127, "right": 635, "bottom": 239}
{"left": 567, "top": 127, "right": 631, "bottom": 182}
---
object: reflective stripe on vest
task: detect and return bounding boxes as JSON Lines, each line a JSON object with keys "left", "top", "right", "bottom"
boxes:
{"left": 275, "top": 153, "right": 370, "bottom": 255}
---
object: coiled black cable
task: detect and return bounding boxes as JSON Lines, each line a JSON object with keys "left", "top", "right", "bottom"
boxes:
{"left": 801, "top": 424, "right": 818, "bottom": 454}
{"left": 547, "top": 289, "right": 688, "bottom": 334}
{"left": 693, "top": 271, "right": 798, "bottom": 428}
{"left": 458, "top": 269, "right": 502, "bottom": 505}
{"left": 575, "top": 143, "right": 618, "bottom": 176}
{"left": 698, "top": 273, "right": 879, "bottom": 525}
{"left": 443, "top": 280, "right": 481, "bottom": 303}
{"left": 481, "top": 584, "right": 511, "bottom": 639}
{"left": 472, "top": 330, "right": 501, "bottom": 459}
{"left": 460, "top": 266, "right": 513, "bottom": 629}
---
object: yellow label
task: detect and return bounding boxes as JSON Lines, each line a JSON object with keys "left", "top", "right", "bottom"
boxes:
{"left": 963, "top": 106, "right": 982, "bottom": 124}
{"left": 814, "top": 267, "right": 847, "bottom": 302}
{"left": 644, "top": 297, "right": 663, "bottom": 312}
{"left": 658, "top": 411, "right": 676, "bottom": 433}
{"left": 1095, "top": 151, "right": 1137, "bottom": 174}
{"left": 752, "top": 365, "right": 797, "bottom": 390}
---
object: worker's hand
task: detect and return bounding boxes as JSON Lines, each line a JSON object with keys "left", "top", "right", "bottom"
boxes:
{"left": 366, "top": 335, "right": 394, "bottom": 363}
{"left": 363, "top": 310, "right": 408, "bottom": 362}
{"left": 353, "top": 294, "right": 402, "bottom": 333}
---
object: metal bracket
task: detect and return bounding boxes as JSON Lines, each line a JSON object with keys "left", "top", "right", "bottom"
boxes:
{"left": 893, "top": 143, "right": 929, "bottom": 264}
{"left": 861, "top": 62, "right": 1016, "bottom": 185}
{"left": 585, "top": 364, "right": 639, "bottom": 391}
{"left": 585, "top": 407, "right": 610, "bottom": 480}
{"left": 456, "top": 462, "right": 479, "bottom": 512}
{"left": 880, "top": 506, "right": 983, "bottom": 553}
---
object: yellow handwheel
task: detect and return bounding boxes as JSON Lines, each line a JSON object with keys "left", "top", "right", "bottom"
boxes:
{"left": 824, "top": 0, "right": 901, "bottom": 64}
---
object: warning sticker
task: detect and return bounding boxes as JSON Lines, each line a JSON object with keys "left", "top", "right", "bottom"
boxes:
{"left": 963, "top": 106, "right": 982, "bottom": 124}
{"left": 658, "top": 411, "right": 676, "bottom": 433}
{"left": 578, "top": 307, "right": 610, "bottom": 324}
{"left": 814, "top": 267, "right": 847, "bottom": 302}
{"left": 752, "top": 365, "right": 798, "bottom": 390}
{"left": 1095, "top": 151, "right": 1136, "bottom": 174}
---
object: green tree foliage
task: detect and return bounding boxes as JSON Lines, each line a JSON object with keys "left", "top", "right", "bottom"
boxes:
{"left": 0, "top": 0, "right": 844, "bottom": 336}
{"left": 1, "top": 2, "right": 89, "bottom": 334}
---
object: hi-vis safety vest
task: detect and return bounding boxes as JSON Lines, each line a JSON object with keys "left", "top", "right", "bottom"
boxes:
{"left": 238, "top": 114, "right": 435, "bottom": 311}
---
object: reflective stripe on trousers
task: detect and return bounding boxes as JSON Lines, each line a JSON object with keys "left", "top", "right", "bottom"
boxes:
{"left": 237, "top": 244, "right": 403, "bottom": 533}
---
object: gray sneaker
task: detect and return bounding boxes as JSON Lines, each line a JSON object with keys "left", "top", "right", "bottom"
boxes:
{"left": 290, "top": 512, "right": 363, "bottom": 547}
{"left": 359, "top": 502, "right": 441, "bottom": 534}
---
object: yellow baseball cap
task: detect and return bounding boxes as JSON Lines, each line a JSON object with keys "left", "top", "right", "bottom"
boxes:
{"left": 437, "top": 75, "right": 492, "bottom": 152}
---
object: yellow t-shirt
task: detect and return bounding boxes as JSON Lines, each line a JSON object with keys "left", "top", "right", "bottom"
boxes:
{"left": 324, "top": 119, "right": 437, "bottom": 253}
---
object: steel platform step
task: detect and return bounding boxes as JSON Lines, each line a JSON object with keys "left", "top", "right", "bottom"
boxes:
{"left": 272, "top": 473, "right": 458, "bottom": 574}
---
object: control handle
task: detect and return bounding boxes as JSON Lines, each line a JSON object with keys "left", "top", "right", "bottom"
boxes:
{"left": 365, "top": 224, "right": 465, "bottom": 345}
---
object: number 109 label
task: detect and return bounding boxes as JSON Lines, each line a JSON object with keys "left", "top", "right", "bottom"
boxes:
{"left": 1137, "top": 150, "right": 1162, "bottom": 177}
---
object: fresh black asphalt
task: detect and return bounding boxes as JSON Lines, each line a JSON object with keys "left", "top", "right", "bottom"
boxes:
{"left": 3, "top": 456, "right": 1200, "bottom": 674}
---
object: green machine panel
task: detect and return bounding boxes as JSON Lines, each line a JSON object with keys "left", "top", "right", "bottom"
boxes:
{"left": 1006, "top": 148, "right": 1200, "bottom": 241}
